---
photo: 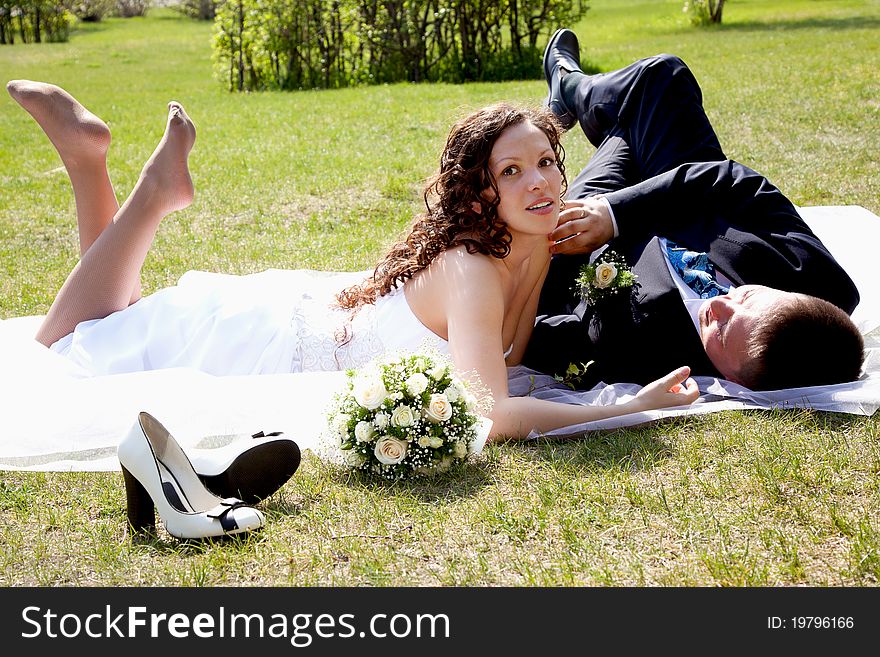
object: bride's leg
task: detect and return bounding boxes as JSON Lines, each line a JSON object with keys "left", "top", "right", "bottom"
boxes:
{"left": 7, "top": 81, "right": 118, "bottom": 254}
{"left": 6, "top": 80, "right": 143, "bottom": 305}
{"left": 35, "top": 102, "right": 196, "bottom": 347}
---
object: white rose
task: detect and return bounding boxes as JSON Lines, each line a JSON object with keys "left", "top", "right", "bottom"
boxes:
{"left": 463, "top": 391, "right": 478, "bottom": 412}
{"left": 354, "top": 421, "right": 376, "bottom": 444}
{"left": 443, "top": 384, "right": 461, "bottom": 403}
{"left": 342, "top": 449, "right": 368, "bottom": 467}
{"left": 428, "top": 364, "right": 448, "bottom": 380}
{"left": 453, "top": 440, "right": 468, "bottom": 459}
{"left": 405, "top": 372, "right": 429, "bottom": 396}
{"left": 391, "top": 404, "right": 416, "bottom": 428}
{"left": 353, "top": 373, "right": 388, "bottom": 410}
{"left": 594, "top": 262, "right": 618, "bottom": 289}
{"left": 412, "top": 357, "right": 429, "bottom": 372}
{"left": 374, "top": 412, "right": 390, "bottom": 430}
{"left": 425, "top": 393, "right": 453, "bottom": 423}
{"left": 374, "top": 436, "right": 408, "bottom": 465}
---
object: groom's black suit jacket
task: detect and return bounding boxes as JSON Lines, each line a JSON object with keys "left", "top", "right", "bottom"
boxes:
{"left": 523, "top": 159, "right": 861, "bottom": 387}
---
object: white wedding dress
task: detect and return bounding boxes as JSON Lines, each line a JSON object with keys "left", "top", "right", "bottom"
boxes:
{"left": 50, "top": 269, "right": 450, "bottom": 377}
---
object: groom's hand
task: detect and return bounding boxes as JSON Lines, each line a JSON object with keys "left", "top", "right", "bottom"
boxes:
{"left": 549, "top": 196, "right": 615, "bottom": 255}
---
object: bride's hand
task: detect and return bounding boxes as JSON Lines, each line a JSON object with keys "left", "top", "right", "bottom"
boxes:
{"left": 633, "top": 366, "right": 700, "bottom": 411}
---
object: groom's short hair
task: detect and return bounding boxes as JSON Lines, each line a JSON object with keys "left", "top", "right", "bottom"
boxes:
{"left": 737, "top": 295, "right": 864, "bottom": 390}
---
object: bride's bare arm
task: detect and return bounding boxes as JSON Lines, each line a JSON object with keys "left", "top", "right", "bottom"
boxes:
{"left": 441, "top": 254, "right": 699, "bottom": 441}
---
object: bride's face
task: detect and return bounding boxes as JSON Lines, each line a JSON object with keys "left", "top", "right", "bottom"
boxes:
{"left": 487, "top": 121, "right": 562, "bottom": 239}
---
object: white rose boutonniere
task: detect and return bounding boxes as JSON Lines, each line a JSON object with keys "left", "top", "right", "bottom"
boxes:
{"left": 594, "top": 262, "right": 618, "bottom": 288}
{"left": 577, "top": 249, "right": 638, "bottom": 304}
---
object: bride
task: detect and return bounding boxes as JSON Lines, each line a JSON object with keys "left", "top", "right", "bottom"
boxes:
{"left": 7, "top": 80, "right": 699, "bottom": 443}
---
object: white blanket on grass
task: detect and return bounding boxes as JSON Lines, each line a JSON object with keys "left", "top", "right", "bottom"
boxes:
{"left": 1, "top": 206, "right": 879, "bottom": 471}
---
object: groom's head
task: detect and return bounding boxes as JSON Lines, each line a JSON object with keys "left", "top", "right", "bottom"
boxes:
{"left": 699, "top": 285, "right": 864, "bottom": 390}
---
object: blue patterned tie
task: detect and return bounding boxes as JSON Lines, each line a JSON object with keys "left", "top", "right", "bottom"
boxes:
{"left": 664, "top": 241, "right": 730, "bottom": 299}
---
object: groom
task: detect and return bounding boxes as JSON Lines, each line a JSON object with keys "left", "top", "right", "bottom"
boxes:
{"left": 523, "top": 29, "right": 864, "bottom": 391}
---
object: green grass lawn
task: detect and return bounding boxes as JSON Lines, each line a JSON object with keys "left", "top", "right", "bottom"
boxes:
{"left": 1, "top": 0, "right": 878, "bottom": 586}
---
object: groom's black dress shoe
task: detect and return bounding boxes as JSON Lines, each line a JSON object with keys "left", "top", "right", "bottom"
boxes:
{"left": 543, "top": 28, "right": 583, "bottom": 130}
{"left": 190, "top": 432, "right": 301, "bottom": 504}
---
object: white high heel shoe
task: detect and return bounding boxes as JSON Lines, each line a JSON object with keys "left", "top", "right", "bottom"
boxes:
{"left": 118, "top": 412, "right": 266, "bottom": 539}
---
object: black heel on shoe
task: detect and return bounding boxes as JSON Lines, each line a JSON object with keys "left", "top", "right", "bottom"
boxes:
{"left": 122, "top": 465, "right": 155, "bottom": 533}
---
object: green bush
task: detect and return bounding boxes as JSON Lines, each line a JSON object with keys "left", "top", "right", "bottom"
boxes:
{"left": 480, "top": 45, "right": 544, "bottom": 82}
{"left": 683, "top": 0, "right": 724, "bottom": 26}
{"left": 211, "top": 0, "right": 588, "bottom": 91}
{"left": 0, "top": 1, "right": 73, "bottom": 43}
{"left": 173, "top": 0, "right": 216, "bottom": 20}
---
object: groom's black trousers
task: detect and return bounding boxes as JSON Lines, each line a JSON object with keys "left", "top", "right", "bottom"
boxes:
{"left": 565, "top": 53, "right": 725, "bottom": 201}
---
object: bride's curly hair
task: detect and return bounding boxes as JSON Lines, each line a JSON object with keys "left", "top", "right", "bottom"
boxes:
{"left": 336, "top": 103, "right": 568, "bottom": 310}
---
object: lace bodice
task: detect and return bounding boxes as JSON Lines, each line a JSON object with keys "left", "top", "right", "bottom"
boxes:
{"left": 290, "top": 284, "right": 449, "bottom": 372}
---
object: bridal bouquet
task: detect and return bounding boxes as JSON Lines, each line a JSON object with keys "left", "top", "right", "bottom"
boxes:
{"left": 323, "top": 350, "right": 492, "bottom": 481}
